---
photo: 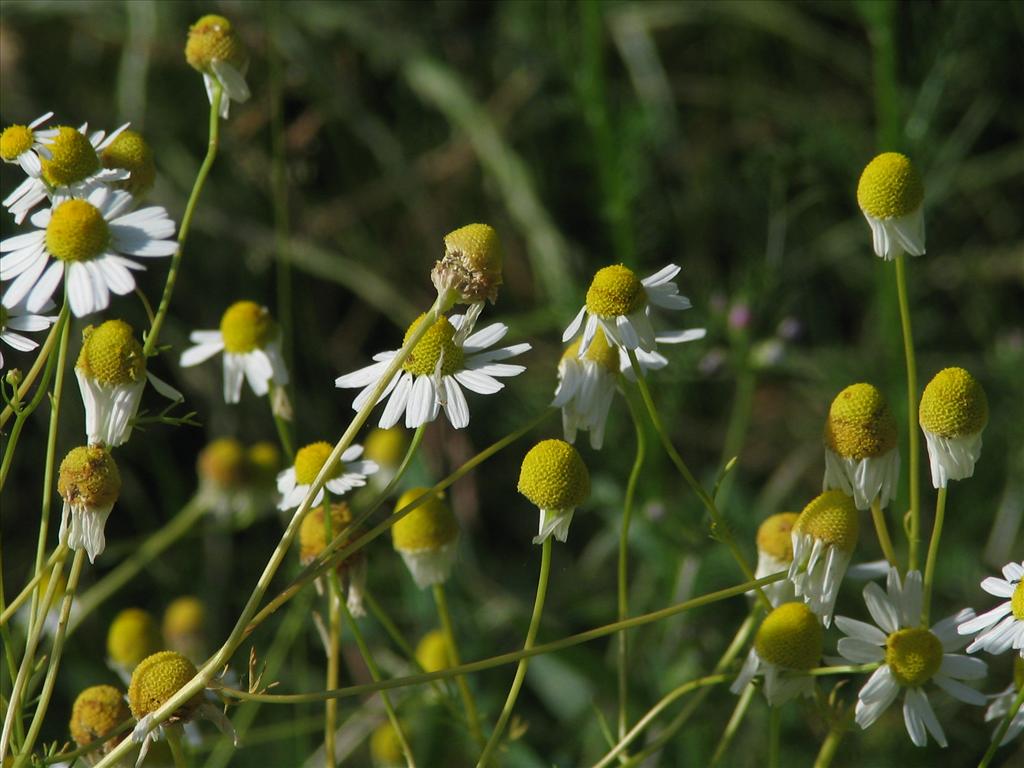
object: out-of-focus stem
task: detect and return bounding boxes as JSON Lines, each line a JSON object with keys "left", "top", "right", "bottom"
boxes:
{"left": 434, "top": 583, "right": 484, "bottom": 746}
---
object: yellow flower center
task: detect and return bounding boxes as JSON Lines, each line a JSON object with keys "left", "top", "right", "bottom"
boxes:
{"left": 0, "top": 124, "right": 33, "bottom": 160}
{"left": 517, "top": 439, "right": 590, "bottom": 511}
{"left": 756, "top": 512, "right": 799, "bottom": 562}
{"left": 919, "top": 367, "right": 988, "bottom": 438}
{"left": 415, "top": 629, "right": 452, "bottom": 673}
{"left": 825, "top": 383, "right": 897, "bottom": 459}
{"left": 370, "top": 722, "right": 405, "bottom": 765}
{"left": 793, "top": 489, "right": 859, "bottom": 552}
{"left": 107, "top": 608, "right": 161, "bottom": 669}
{"left": 219, "top": 300, "right": 273, "bottom": 353}
{"left": 185, "top": 14, "right": 248, "bottom": 73}
{"left": 70, "top": 684, "right": 131, "bottom": 748}
{"left": 101, "top": 129, "right": 156, "bottom": 196}
{"left": 885, "top": 628, "right": 942, "bottom": 687}
{"left": 754, "top": 602, "right": 822, "bottom": 671}
{"left": 857, "top": 152, "right": 924, "bottom": 220}
{"left": 563, "top": 327, "right": 619, "bottom": 373}
{"left": 197, "top": 437, "right": 247, "bottom": 489}
{"left": 402, "top": 314, "right": 464, "bottom": 376}
{"left": 391, "top": 487, "right": 459, "bottom": 552}
{"left": 246, "top": 441, "right": 282, "bottom": 486}
{"left": 46, "top": 199, "right": 109, "bottom": 263}
{"left": 363, "top": 427, "right": 408, "bottom": 468}
{"left": 40, "top": 126, "right": 100, "bottom": 187}
{"left": 128, "top": 651, "right": 201, "bottom": 720}
{"left": 76, "top": 320, "right": 145, "bottom": 386}
{"left": 299, "top": 503, "right": 354, "bottom": 563}
{"left": 58, "top": 445, "right": 121, "bottom": 509}
{"left": 293, "top": 441, "right": 339, "bottom": 486}
{"left": 434, "top": 222, "right": 504, "bottom": 304}
{"left": 585, "top": 264, "right": 646, "bottom": 317}
{"left": 1012, "top": 580, "right": 1024, "bottom": 621}
{"left": 163, "top": 597, "right": 205, "bottom": 641}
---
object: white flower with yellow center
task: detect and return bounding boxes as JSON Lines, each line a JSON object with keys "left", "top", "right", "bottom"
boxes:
{"left": 276, "top": 440, "right": 378, "bottom": 511}
{"left": 57, "top": 444, "right": 121, "bottom": 563}
{"left": 1, "top": 186, "right": 177, "bottom": 317}
{"left": 517, "top": 439, "right": 590, "bottom": 544}
{"left": 919, "top": 366, "right": 988, "bottom": 489}
{"left": 75, "top": 319, "right": 181, "bottom": 447}
{"left": 185, "top": 15, "right": 250, "bottom": 119}
{"left": 823, "top": 383, "right": 900, "bottom": 510}
{"left": 0, "top": 112, "right": 58, "bottom": 177}
{"left": 856, "top": 152, "right": 925, "bottom": 260}
{"left": 788, "top": 489, "right": 859, "bottom": 626}
{"left": 391, "top": 488, "right": 460, "bottom": 588}
{"left": 3, "top": 122, "right": 130, "bottom": 223}
{"left": 0, "top": 300, "right": 55, "bottom": 369}
{"left": 179, "top": 300, "right": 289, "bottom": 404}
{"left": 731, "top": 602, "right": 822, "bottom": 705}
{"left": 335, "top": 311, "right": 529, "bottom": 430}
{"left": 836, "top": 568, "right": 987, "bottom": 747}
{"left": 958, "top": 560, "right": 1024, "bottom": 658}
{"left": 754, "top": 513, "right": 799, "bottom": 606}
{"left": 985, "top": 657, "right": 1024, "bottom": 745}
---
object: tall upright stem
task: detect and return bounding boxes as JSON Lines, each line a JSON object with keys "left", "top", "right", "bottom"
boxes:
{"left": 434, "top": 583, "right": 484, "bottom": 746}
{"left": 894, "top": 254, "right": 921, "bottom": 570}
{"left": 324, "top": 590, "right": 341, "bottom": 768}
{"left": 921, "top": 487, "right": 946, "bottom": 626}
{"left": 869, "top": 499, "right": 899, "bottom": 570}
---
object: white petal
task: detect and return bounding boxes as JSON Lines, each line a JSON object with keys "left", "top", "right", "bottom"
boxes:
{"left": 7, "top": 256, "right": 52, "bottom": 309}
{"left": 379, "top": 373, "right": 412, "bottom": 429}
{"left": 837, "top": 637, "right": 886, "bottom": 663}
{"left": 96, "top": 255, "right": 136, "bottom": 295}
{"left": 211, "top": 60, "right": 251, "bottom": 102}
{"left": 0, "top": 229, "right": 46, "bottom": 253}
{"left": 863, "top": 582, "right": 900, "bottom": 634}
{"left": 180, "top": 342, "right": 224, "bottom": 368}
{"left": 933, "top": 674, "right": 986, "bottom": 705}
{"left": 958, "top": 602, "right": 1012, "bottom": 635}
{"left": 443, "top": 377, "right": 470, "bottom": 429}
{"left": 335, "top": 359, "right": 391, "bottom": 389}
{"left": 464, "top": 322, "right": 508, "bottom": 351}
{"left": 641, "top": 263, "right": 680, "bottom": 286}
{"left": 243, "top": 351, "right": 273, "bottom": 396}
{"left": 562, "top": 305, "right": 586, "bottom": 343}
{"left": 1003, "top": 562, "right": 1024, "bottom": 581}
{"left": 905, "top": 688, "right": 946, "bottom": 747}
{"left": 65, "top": 262, "right": 96, "bottom": 316}
{"left": 835, "top": 617, "right": 888, "bottom": 646}
{"left": 406, "top": 375, "right": 439, "bottom": 428}
{"left": 453, "top": 369, "right": 503, "bottom": 395}
{"left": 223, "top": 355, "right": 245, "bottom": 403}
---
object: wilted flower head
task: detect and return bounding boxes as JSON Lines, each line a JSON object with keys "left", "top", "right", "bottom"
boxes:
{"left": 100, "top": 129, "right": 156, "bottom": 197}
{"left": 185, "top": 15, "right": 250, "bottom": 119}
{"left": 431, "top": 223, "right": 503, "bottom": 306}
{"left": 69, "top": 684, "right": 131, "bottom": 755}
{"left": 391, "top": 488, "right": 459, "bottom": 589}
{"left": 755, "top": 512, "right": 799, "bottom": 606}
{"left": 731, "top": 602, "right": 822, "bottom": 705}
{"left": 919, "top": 367, "right": 988, "bottom": 488}
{"left": 299, "top": 502, "right": 367, "bottom": 616}
{"left": 517, "top": 439, "right": 590, "bottom": 544}
{"left": 857, "top": 152, "right": 925, "bottom": 260}
{"left": 58, "top": 444, "right": 121, "bottom": 563}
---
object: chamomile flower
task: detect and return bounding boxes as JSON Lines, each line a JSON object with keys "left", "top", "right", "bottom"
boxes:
{"left": 371, "top": 721, "right": 405, "bottom": 767}
{"left": 857, "top": 152, "right": 925, "bottom": 260}
{"left": 985, "top": 657, "right": 1024, "bottom": 745}
{"left": 57, "top": 444, "right": 121, "bottom": 563}
{"left": 69, "top": 684, "right": 131, "bottom": 757}
{"left": 431, "top": 223, "right": 504, "bottom": 306}
{"left": 415, "top": 629, "right": 453, "bottom": 673}
{"left": 179, "top": 301, "right": 289, "bottom": 404}
{"left": 391, "top": 488, "right": 459, "bottom": 589}
{"left": 107, "top": 607, "right": 162, "bottom": 683}
{"left": 100, "top": 129, "right": 157, "bottom": 198}
{"left": 755, "top": 513, "right": 799, "bottom": 606}
{"left": 1, "top": 185, "right": 177, "bottom": 317}
{"left": 0, "top": 300, "right": 55, "bottom": 369}
{"left": 334, "top": 311, "right": 529, "bottom": 430}
{"left": 363, "top": 426, "right": 409, "bottom": 488}
{"left": 731, "top": 602, "right": 822, "bottom": 705}
{"left": 185, "top": 15, "right": 250, "bottom": 120}
{"left": 3, "top": 122, "right": 130, "bottom": 224}
{"left": 298, "top": 502, "right": 367, "bottom": 617}
{"left": 276, "top": 441, "right": 378, "bottom": 511}
{"left": 517, "top": 439, "right": 590, "bottom": 544}
{"left": 562, "top": 263, "right": 692, "bottom": 356}
{"left": 76, "top": 319, "right": 181, "bottom": 447}
{"left": 823, "top": 383, "right": 900, "bottom": 510}
{"left": 919, "top": 367, "right": 988, "bottom": 488}
{"left": 163, "top": 597, "right": 207, "bottom": 664}
{"left": 0, "top": 112, "right": 58, "bottom": 177}
{"left": 957, "top": 560, "right": 1024, "bottom": 658}
{"left": 788, "top": 489, "right": 859, "bottom": 626}
{"left": 836, "top": 568, "right": 987, "bottom": 747}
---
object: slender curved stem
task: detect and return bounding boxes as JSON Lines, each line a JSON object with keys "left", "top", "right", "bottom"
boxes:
{"left": 324, "top": 589, "right": 341, "bottom": 768}
{"left": 434, "top": 583, "right": 484, "bottom": 746}
{"left": 476, "top": 537, "right": 552, "bottom": 767}
{"left": 921, "top": 486, "right": 946, "bottom": 626}
{"left": 709, "top": 682, "right": 755, "bottom": 768}
{"left": 813, "top": 707, "right": 854, "bottom": 768}
{"left": 166, "top": 726, "right": 189, "bottom": 768}
{"left": 869, "top": 499, "right": 899, "bottom": 569}
{"left": 894, "top": 254, "right": 921, "bottom": 570}
{"left": 978, "top": 685, "right": 1024, "bottom": 768}
{"left": 0, "top": 546, "right": 65, "bottom": 627}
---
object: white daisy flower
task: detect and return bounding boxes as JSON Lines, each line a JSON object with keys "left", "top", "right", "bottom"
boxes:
{"left": 276, "top": 441, "right": 378, "bottom": 511}
{"left": 958, "top": 560, "right": 1024, "bottom": 658}
{"left": 919, "top": 367, "right": 988, "bottom": 489}
{"left": 335, "top": 311, "right": 529, "bottom": 430}
{"left": 179, "top": 300, "right": 289, "bottom": 404}
{"left": 0, "top": 300, "right": 55, "bottom": 369}
{"left": 1, "top": 185, "right": 176, "bottom": 317}
{"left": 57, "top": 444, "right": 121, "bottom": 563}
{"left": 856, "top": 152, "right": 925, "bottom": 260}
{"left": 562, "top": 263, "right": 691, "bottom": 357}
{"left": 185, "top": 15, "right": 250, "bottom": 120}
{"left": 3, "top": 122, "right": 130, "bottom": 224}
{"left": 517, "top": 439, "right": 590, "bottom": 544}
{"left": 0, "top": 112, "right": 58, "bottom": 177}
{"left": 731, "top": 602, "right": 822, "bottom": 705}
{"left": 985, "top": 658, "right": 1024, "bottom": 745}
{"left": 836, "top": 568, "right": 987, "bottom": 747}
{"left": 754, "top": 513, "right": 799, "bottom": 606}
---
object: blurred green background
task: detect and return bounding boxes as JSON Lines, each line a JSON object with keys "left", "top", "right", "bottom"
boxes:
{"left": 2, "top": 0, "right": 1023, "bottom": 765}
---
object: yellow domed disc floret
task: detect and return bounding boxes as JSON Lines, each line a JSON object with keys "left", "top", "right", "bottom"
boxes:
{"left": 364, "top": 427, "right": 408, "bottom": 467}
{"left": 76, "top": 320, "right": 146, "bottom": 386}
{"left": 46, "top": 199, "right": 109, "bottom": 263}
{"left": 757, "top": 512, "right": 799, "bottom": 562}
{"left": 0, "top": 124, "right": 34, "bottom": 161}
{"left": 919, "top": 367, "right": 988, "bottom": 438}
{"left": 299, "top": 503, "right": 354, "bottom": 563}
{"left": 185, "top": 15, "right": 248, "bottom": 73}
{"left": 885, "top": 627, "right": 942, "bottom": 687}
{"left": 101, "top": 129, "right": 156, "bottom": 196}
{"left": 107, "top": 608, "right": 161, "bottom": 669}
{"left": 415, "top": 629, "right": 451, "bottom": 673}
{"left": 128, "top": 650, "right": 202, "bottom": 722}
{"left": 392, "top": 488, "right": 459, "bottom": 552}
{"left": 857, "top": 152, "right": 924, "bottom": 220}
{"left": 197, "top": 437, "right": 247, "bottom": 489}
{"left": 585, "top": 265, "right": 646, "bottom": 317}
{"left": 58, "top": 445, "right": 121, "bottom": 509}
{"left": 69, "top": 684, "right": 130, "bottom": 747}
{"left": 434, "top": 222, "right": 504, "bottom": 304}
{"left": 563, "top": 327, "right": 619, "bottom": 374}
{"left": 219, "top": 300, "right": 274, "bottom": 354}
{"left": 293, "top": 441, "right": 340, "bottom": 486}
{"left": 517, "top": 439, "right": 590, "bottom": 511}
{"left": 793, "top": 490, "right": 858, "bottom": 552}
{"left": 754, "top": 602, "right": 822, "bottom": 671}
{"left": 163, "top": 597, "right": 205, "bottom": 642}
{"left": 825, "top": 383, "right": 897, "bottom": 459}
{"left": 40, "top": 126, "right": 100, "bottom": 187}
{"left": 402, "top": 314, "right": 464, "bottom": 377}
{"left": 1011, "top": 581, "right": 1024, "bottom": 621}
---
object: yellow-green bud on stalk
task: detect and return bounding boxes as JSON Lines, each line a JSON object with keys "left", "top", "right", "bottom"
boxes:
{"left": 100, "top": 129, "right": 156, "bottom": 197}
{"left": 823, "top": 383, "right": 900, "bottom": 510}
{"left": 299, "top": 502, "right": 367, "bottom": 615}
{"left": 918, "top": 367, "right": 988, "bottom": 488}
{"left": 517, "top": 439, "right": 590, "bottom": 544}
{"left": 370, "top": 721, "right": 405, "bottom": 767}
{"left": 70, "top": 684, "right": 131, "bottom": 755}
{"left": 857, "top": 152, "right": 925, "bottom": 260}
{"left": 162, "top": 597, "right": 206, "bottom": 664}
{"left": 414, "top": 629, "right": 452, "bottom": 673}
{"left": 391, "top": 488, "right": 459, "bottom": 588}
{"left": 363, "top": 426, "right": 408, "bottom": 487}
{"left": 431, "top": 223, "right": 504, "bottom": 308}
{"left": 788, "top": 490, "right": 859, "bottom": 627}
{"left": 185, "top": 14, "right": 250, "bottom": 119}
{"left": 57, "top": 444, "right": 121, "bottom": 563}
{"left": 731, "top": 602, "right": 822, "bottom": 705}
{"left": 107, "top": 608, "right": 162, "bottom": 674}
{"left": 754, "top": 513, "right": 799, "bottom": 606}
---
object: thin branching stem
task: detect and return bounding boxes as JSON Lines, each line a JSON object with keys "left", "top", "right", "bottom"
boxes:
{"left": 870, "top": 498, "right": 899, "bottom": 570}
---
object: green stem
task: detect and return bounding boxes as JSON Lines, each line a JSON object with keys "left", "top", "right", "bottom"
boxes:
{"left": 894, "top": 254, "right": 921, "bottom": 571}
{"left": 166, "top": 726, "right": 189, "bottom": 768}
{"left": 709, "top": 682, "right": 756, "bottom": 768}
{"left": 476, "top": 537, "right": 553, "bottom": 768}
{"left": 813, "top": 707, "right": 854, "bottom": 768}
{"left": 0, "top": 546, "right": 65, "bottom": 627}
{"left": 434, "top": 583, "right": 484, "bottom": 746}
{"left": 870, "top": 499, "right": 899, "bottom": 570}
{"left": 978, "top": 685, "right": 1024, "bottom": 768}
{"left": 921, "top": 486, "right": 946, "bottom": 626}
{"left": 768, "top": 705, "right": 781, "bottom": 768}
{"left": 267, "top": 381, "right": 294, "bottom": 461}
{"left": 324, "top": 590, "right": 341, "bottom": 768}
{"left": 143, "top": 84, "right": 222, "bottom": 357}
